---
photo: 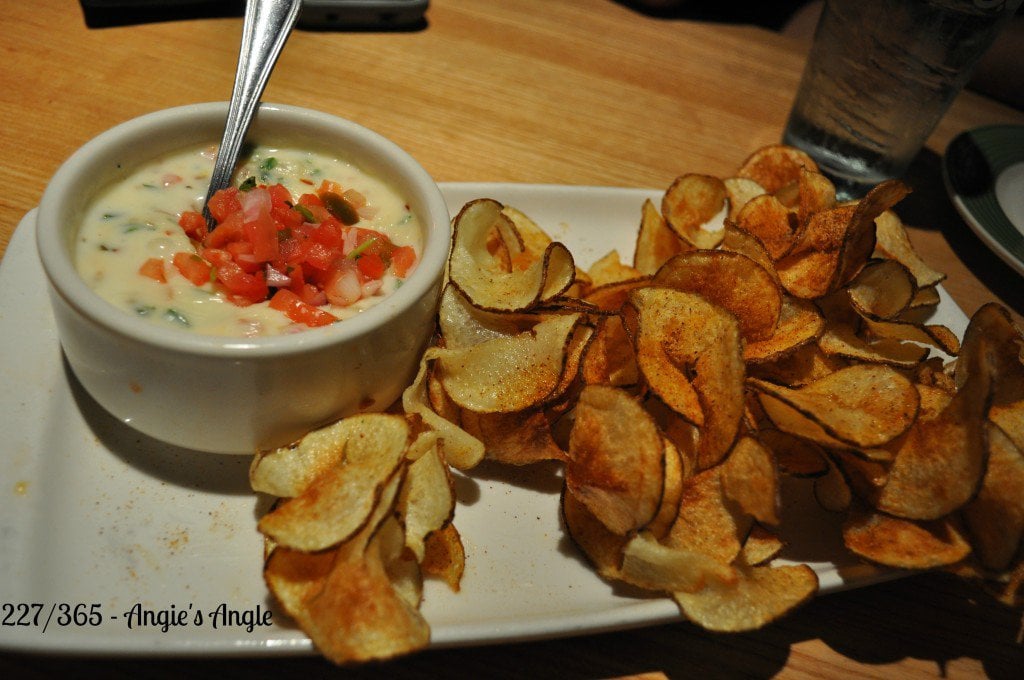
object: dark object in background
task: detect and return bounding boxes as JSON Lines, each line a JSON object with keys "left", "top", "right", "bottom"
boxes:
{"left": 80, "top": 0, "right": 429, "bottom": 31}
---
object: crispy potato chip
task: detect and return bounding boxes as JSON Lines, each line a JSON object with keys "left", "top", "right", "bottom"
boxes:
{"left": 672, "top": 563, "right": 818, "bottom": 633}
{"left": 633, "top": 198, "right": 689, "bottom": 275}
{"left": 661, "top": 174, "right": 727, "bottom": 250}
{"left": 757, "top": 428, "right": 829, "bottom": 478}
{"left": 751, "top": 364, "right": 919, "bottom": 449}
{"left": 743, "top": 296, "right": 824, "bottom": 364}
{"left": 748, "top": 342, "right": 845, "bottom": 388}
{"left": 847, "top": 259, "right": 917, "bottom": 320}
{"left": 449, "top": 198, "right": 575, "bottom": 312}
{"left": 402, "top": 355, "right": 485, "bottom": 470}
{"left": 645, "top": 436, "right": 687, "bottom": 540}
{"left": 842, "top": 505, "right": 972, "bottom": 569}
{"left": 565, "top": 385, "right": 665, "bottom": 534}
{"left": 580, "top": 314, "right": 639, "bottom": 387}
{"left": 720, "top": 222, "right": 779, "bottom": 283}
{"left": 955, "top": 302, "right": 1024, "bottom": 453}
{"left": 620, "top": 532, "right": 737, "bottom": 594}
{"left": 433, "top": 313, "right": 583, "bottom": 413}
{"left": 862, "top": 317, "right": 960, "bottom": 356}
{"left": 962, "top": 424, "right": 1024, "bottom": 571}
{"left": 873, "top": 209, "right": 946, "bottom": 288}
{"left": 400, "top": 433, "right": 456, "bottom": 561}
{"left": 420, "top": 523, "right": 465, "bottom": 592}
{"left": 734, "top": 193, "right": 797, "bottom": 260}
{"left": 721, "top": 436, "right": 780, "bottom": 525}
{"left": 724, "top": 176, "right": 766, "bottom": 222}
{"left": 870, "top": 347, "right": 993, "bottom": 519}
{"left": 626, "top": 287, "right": 745, "bottom": 468}
{"left": 257, "top": 415, "right": 411, "bottom": 552}
{"left": 663, "top": 467, "right": 751, "bottom": 564}
{"left": 250, "top": 415, "right": 404, "bottom": 499}
{"left": 818, "top": 322, "right": 930, "bottom": 369}
{"left": 740, "top": 524, "right": 786, "bottom": 566}
{"left": 437, "top": 284, "right": 536, "bottom": 350}
{"left": 653, "top": 250, "right": 782, "bottom": 342}
{"left": 588, "top": 249, "right": 643, "bottom": 287}
{"left": 796, "top": 168, "right": 837, "bottom": 226}
{"left": 561, "top": 487, "right": 628, "bottom": 579}
{"left": 736, "top": 144, "right": 819, "bottom": 194}
{"left": 461, "top": 408, "right": 567, "bottom": 465}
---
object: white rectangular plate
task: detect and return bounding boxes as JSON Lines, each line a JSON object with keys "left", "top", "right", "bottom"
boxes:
{"left": 0, "top": 183, "right": 969, "bottom": 656}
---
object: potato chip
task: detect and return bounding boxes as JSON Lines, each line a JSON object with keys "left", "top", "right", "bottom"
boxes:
{"left": 721, "top": 436, "right": 780, "bottom": 526}
{"left": 652, "top": 250, "right": 782, "bottom": 342}
{"left": 561, "top": 487, "right": 628, "bottom": 580}
{"left": 420, "top": 523, "right": 465, "bottom": 593}
{"left": 817, "top": 322, "right": 930, "bottom": 369}
{"left": 645, "top": 436, "right": 687, "bottom": 540}
{"left": 588, "top": 249, "right": 644, "bottom": 287}
{"left": 661, "top": 174, "right": 727, "bottom": 250}
{"left": 633, "top": 198, "right": 689, "bottom": 275}
{"left": 869, "top": 345, "right": 993, "bottom": 520}
{"left": 663, "top": 467, "right": 751, "bottom": 564}
{"left": 842, "top": 505, "right": 972, "bottom": 569}
{"left": 619, "top": 532, "right": 737, "bottom": 594}
{"left": 257, "top": 415, "right": 411, "bottom": 552}
{"left": 580, "top": 314, "right": 640, "bottom": 387}
{"left": 751, "top": 364, "right": 919, "bottom": 449}
{"left": 734, "top": 193, "right": 797, "bottom": 260}
{"left": 461, "top": 407, "right": 567, "bottom": 465}
{"left": 402, "top": 354, "right": 485, "bottom": 470}
{"left": 743, "top": 296, "right": 824, "bottom": 364}
{"left": 433, "top": 313, "right": 583, "bottom": 413}
{"left": 757, "top": 428, "right": 829, "bottom": 478}
{"left": 813, "top": 458, "right": 852, "bottom": 513}
{"left": 962, "top": 424, "right": 1024, "bottom": 571}
{"left": 672, "top": 563, "right": 818, "bottom": 633}
{"left": 796, "top": 168, "right": 837, "bottom": 226}
{"left": 723, "top": 176, "right": 766, "bottom": 222}
{"left": 847, "top": 259, "right": 917, "bottom": 320}
{"left": 400, "top": 433, "right": 456, "bottom": 561}
{"left": 873, "top": 209, "right": 946, "bottom": 288}
{"left": 740, "top": 524, "right": 786, "bottom": 566}
{"left": 565, "top": 385, "right": 665, "bottom": 534}
{"left": 448, "top": 198, "right": 576, "bottom": 312}
{"left": 626, "top": 287, "right": 745, "bottom": 468}
{"left": 736, "top": 144, "right": 819, "bottom": 194}
{"left": 955, "top": 302, "right": 1024, "bottom": 452}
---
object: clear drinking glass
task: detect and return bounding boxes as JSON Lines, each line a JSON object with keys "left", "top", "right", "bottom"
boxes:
{"left": 782, "top": 0, "right": 1022, "bottom": 199}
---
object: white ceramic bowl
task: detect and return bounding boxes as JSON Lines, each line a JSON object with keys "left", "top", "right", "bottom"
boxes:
{"left": 36, "top": 102, "right": 450, "bottom": 454}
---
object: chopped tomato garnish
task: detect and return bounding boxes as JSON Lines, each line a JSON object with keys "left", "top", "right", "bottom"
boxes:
{"left": 356, "top": 252, "right": 386, "bottom": 279}
{"left": 391, "top": 245, "right": 416, "bottom": 278}
{"left": 173, "top": 252, "right": 213, "bottom": 286}
{"left": 138, "top": 257, "right": 167, "bottom": 283}
{"left": 269, "top": 289, "right": 339, "bottom": 327}
{"left": 173, "top": 179, "right": 418, "bottom": 327}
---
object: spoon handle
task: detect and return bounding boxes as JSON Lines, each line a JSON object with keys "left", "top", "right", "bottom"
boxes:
{"left": 204, "top": 0, "right": 302, "bottom": 228}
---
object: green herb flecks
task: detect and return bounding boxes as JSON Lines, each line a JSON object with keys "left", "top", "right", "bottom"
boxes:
{"left": 348, "top": 237, "right": 377, "bottom": 259}
{"left": 162, "top": 308, "right": 191, "bottom": 327}
{"left": 295, "top": 204, "right": 316, "bottom": 223}
{"left": 133, "top": 304, "right": 156, "bottom": 317}
{"left": 239, "top": 176, "right": 257, "bottom": 192}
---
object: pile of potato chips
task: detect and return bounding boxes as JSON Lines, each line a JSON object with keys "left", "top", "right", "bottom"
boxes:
{"left": 250, "top": 144, "right": 1024, "bottom": 663}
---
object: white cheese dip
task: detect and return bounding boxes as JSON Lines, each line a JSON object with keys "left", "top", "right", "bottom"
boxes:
{"left": 75, "top": 145, "right": 422, "bottom": 337}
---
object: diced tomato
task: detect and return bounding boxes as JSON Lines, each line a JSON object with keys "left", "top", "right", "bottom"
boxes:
{"left": 178, "top": 210, "right": 207, "bottom": 241}
{"left": 243, "top": 209, "right": 279, "bottom": 262}
{"left": 205, "top": 211, "right": 244, "bottom": 249}
{"left": 311, "top": 217, "right": 344, "bottom": 247}
{"left": 207, "top": 187, "right": 242, "bottom": 223}
{"left": 215, "top": 260, "right": 268, "bottom": 304}
{"left": 173, "top": 252, "right": 213, "bottom": 286}
{"left": 356, "top": 252, "right": 386, "bottom": 280}
{"left": 269, "top": 289, "right": 339, "bottom": 327}
{"left": 267, "top": 183, "right": 294, "bottom": 209}
{"left": 304, "top": 241, "right": 337, "bottom": 271}
{"left": 138, "top": 257, "right": 167, "bottom": 283}
{"left": 391, "top": 245, "right": 416, "bottom": 278}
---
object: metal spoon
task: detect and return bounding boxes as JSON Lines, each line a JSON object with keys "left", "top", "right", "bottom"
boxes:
{"left": 203, "top": 0, "right": 302, "bottom": 229}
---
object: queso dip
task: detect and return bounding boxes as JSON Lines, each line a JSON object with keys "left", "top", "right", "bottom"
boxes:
{"left": 75, "top": 145, "right": 422, "bottom": 337}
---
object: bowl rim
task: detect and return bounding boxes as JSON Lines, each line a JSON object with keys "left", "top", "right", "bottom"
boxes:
{"left": 36, "top": 102, "right": 451, "bottom": 358}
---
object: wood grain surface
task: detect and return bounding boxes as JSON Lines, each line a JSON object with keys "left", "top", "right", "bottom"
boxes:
{"left": 1, "top": 1, "right": 1022, "bottom": 677}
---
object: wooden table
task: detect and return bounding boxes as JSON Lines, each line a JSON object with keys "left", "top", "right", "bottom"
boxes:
{"left": 1, "top": 1, "right": 1022, "bottom": 677}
